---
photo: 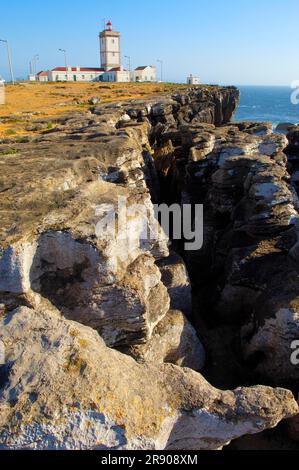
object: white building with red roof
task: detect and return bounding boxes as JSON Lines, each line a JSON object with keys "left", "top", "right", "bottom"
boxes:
{"left": 48, "top": 66, "right": 105, "bottom": 82}
{"left": 34, "top": 21, "right": 157, "bottom": 83}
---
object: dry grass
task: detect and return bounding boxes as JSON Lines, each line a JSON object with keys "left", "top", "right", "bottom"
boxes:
{"left": 0, "top": 81, "right": 189, "bottom": 138}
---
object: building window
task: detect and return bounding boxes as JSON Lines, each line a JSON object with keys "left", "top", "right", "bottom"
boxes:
{"left": 82, "top": 75, "right": 85, "bottom": 79}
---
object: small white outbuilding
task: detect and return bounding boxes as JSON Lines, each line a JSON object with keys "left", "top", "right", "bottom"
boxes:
{"left": 132, "top": 66, "right": 157, "bottom": 82}
{"left": 187, "top": 74, "right": 200, "bottom": 85}
{"left": 36, "top": 71, "right": 49, "bottom": 82}
{"left": 0, "top": 78, "right": 5, "bottom": 105}
{"left": 100, "top": 66, "right": 131, "bottom": 82}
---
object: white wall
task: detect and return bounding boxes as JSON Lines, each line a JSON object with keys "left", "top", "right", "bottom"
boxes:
{"left": 101, "top": 70, "right": 130, "bottom": 83}
{"left": 100, "top": 33, "right": 121, "bottom": 70}
{"left": 116, "top": 71, "right": 130, "bottom": 82}
{"left": 0, "top": 82, "right": 5, "bottom": 105}
{"left": 132, "top": 67, "right": 157, "bottom": 82}
{"left": 48, "top": 71, "right": 104, "bottom": 82}
{"left": 187, "top": 76, "right": 200, "bottom": 85}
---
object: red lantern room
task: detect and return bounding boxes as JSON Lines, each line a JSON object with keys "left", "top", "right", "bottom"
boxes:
{"left": 106, "top": 21, "right": 112, "bottom": 31}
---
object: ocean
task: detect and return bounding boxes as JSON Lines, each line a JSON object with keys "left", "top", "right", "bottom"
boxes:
{"left": 234, "top": 86, "right": 299, "bottom": 128}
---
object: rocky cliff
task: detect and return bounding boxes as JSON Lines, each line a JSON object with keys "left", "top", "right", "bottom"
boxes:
{"left": 0, "top": 86, "right": 299, "bottom": 450}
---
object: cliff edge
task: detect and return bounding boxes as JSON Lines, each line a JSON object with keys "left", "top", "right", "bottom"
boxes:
{"left": 1, "top": 86, "right": 299, "bottom": 450}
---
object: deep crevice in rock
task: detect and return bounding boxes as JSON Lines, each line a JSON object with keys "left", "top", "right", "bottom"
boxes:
{"left": 1, "top": 87, "right": 299, "bottom": 449}
{"left": 145, "top": 114, "right": 299, "bottom": 449}
{"left": 146, "top": 109, "right": 299, "bottom": 396}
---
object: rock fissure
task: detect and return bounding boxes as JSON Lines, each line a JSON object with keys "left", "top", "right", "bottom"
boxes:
{"left": 1, "top": 86, "right": 299, "bottom": 449}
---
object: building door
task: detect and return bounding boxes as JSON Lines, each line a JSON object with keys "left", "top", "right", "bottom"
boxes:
{"left": 73, "top": 75, "right": 77, "bottom": 82}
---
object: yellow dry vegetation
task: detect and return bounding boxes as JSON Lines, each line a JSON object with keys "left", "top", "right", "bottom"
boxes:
{"left": 0, "top": 81, "right": 189, "bottom": 138}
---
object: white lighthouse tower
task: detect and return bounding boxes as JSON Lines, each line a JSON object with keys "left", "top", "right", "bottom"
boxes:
{"left": 100, "top": 21, "right": 121, "bottom": 71}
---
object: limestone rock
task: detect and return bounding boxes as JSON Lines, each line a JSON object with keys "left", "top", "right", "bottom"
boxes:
{"left": 165, "top": 115, "right": 299, "bottom": 389}
{"left": 2, "top": 86, "right": 297, "bottom": 450}
{"left": 54, "top": 253, "right": 170, "bottom": 347}
{"left": 189, "top": 133, "right": 216, "bottom": 162}
{"left": 157, "top": 252, "right": 192, "bottom": 317}
{"left": 0, "top": 306, "right": 297, "bottom": 450}
{"left": 89, "top": 97, "right": 100, "bottom": 105}
{"left": 232, "top": 121, "right": 273, "bottom": 136}
{"left": 126, "top": 309, "right": 205, "bottom": 371}
{"left": 0, "top": 115, "right": 170, "bottom": 349}
{"left": 276, "top": 123, "right": 295, "bottom": 134}
{"left": 151, "top": 101, "right": 175, "bottom": 118}
{"left": 241, "top": 304, "right": 299, "bottom": 383}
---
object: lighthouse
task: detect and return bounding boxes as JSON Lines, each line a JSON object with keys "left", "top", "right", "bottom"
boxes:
{"left": 100, "top": 21, "right": 121, "bottom": 71}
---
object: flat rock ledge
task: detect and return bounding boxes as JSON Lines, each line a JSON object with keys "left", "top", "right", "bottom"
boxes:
{"left": 0, "top": 305, "right": 297, "bottom": 450}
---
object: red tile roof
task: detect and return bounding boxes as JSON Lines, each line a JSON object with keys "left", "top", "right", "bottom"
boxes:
{"left": 37, "top": 71, "right": 49, "bottom": 76}
{"left": 52, "top": 67, "right": 105, "bottom": 72}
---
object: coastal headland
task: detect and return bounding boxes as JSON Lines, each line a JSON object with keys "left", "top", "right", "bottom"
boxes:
{"left": 1, "top": 85, "right": 299, "bottom": 450}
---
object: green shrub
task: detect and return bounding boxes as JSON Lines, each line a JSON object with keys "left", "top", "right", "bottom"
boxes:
{"left": 0, "top": 147, "right": 17, "bottom": 155}
{"left": 5, "top": 129, "right": 17, "bottom": 136}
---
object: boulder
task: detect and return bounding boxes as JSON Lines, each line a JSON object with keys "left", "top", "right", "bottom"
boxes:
{"left": 189, "top": 133, "right": 216, "bottom": 162}
{"left": 241, "top": 302, "right": 299, "bottom": 383}
{"left": 0, "top": 306, "right": 297, "bottom": 450}
{"left": 234, "top": 121, "right": 273, "bottom": 136}
{"left": 89, "top": 97, "right": 101, "bottom": 106}
{"left": 126, "top": 309, "right": 205, "bottom": 371}
{"left": 0, "top": 113, "right": 173, "bottom": 349}
{"left": 275, "top": 123, "right": 294, "bottom": 134}
{"left": 151, "top": 101, "right": 175, "bottom": 118}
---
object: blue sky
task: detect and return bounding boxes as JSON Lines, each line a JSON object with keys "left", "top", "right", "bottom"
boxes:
{"left": 0, "top": 0, "right": 299, "bottom": 85}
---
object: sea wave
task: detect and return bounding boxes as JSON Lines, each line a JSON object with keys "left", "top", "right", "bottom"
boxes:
{"left": 235, "top": 86, "right": 299, "bottom": 125}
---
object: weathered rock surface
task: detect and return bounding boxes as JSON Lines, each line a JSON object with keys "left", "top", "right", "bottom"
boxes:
{"left": 157, "top": 252, "right": 192, "bottom": 317}
{"left": 1, "top": 85, "right": 299, "bottom": 450}
{"left": 0, "top": 121, "right": 169, "bottom": 347}
{"left": 286, "top": 125, "right": 299, "bottom": 194}
{"left": 125, "top": 309, "right": 205, "bottom": 371}
{"left": 0, "top": 86, "right": 238, "bottom": 350}
{"left": 153, "top": 108, "right": 299, "bottom": 387}
{"left": 0, "top": 306, "right": 297, "bottom": 450}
